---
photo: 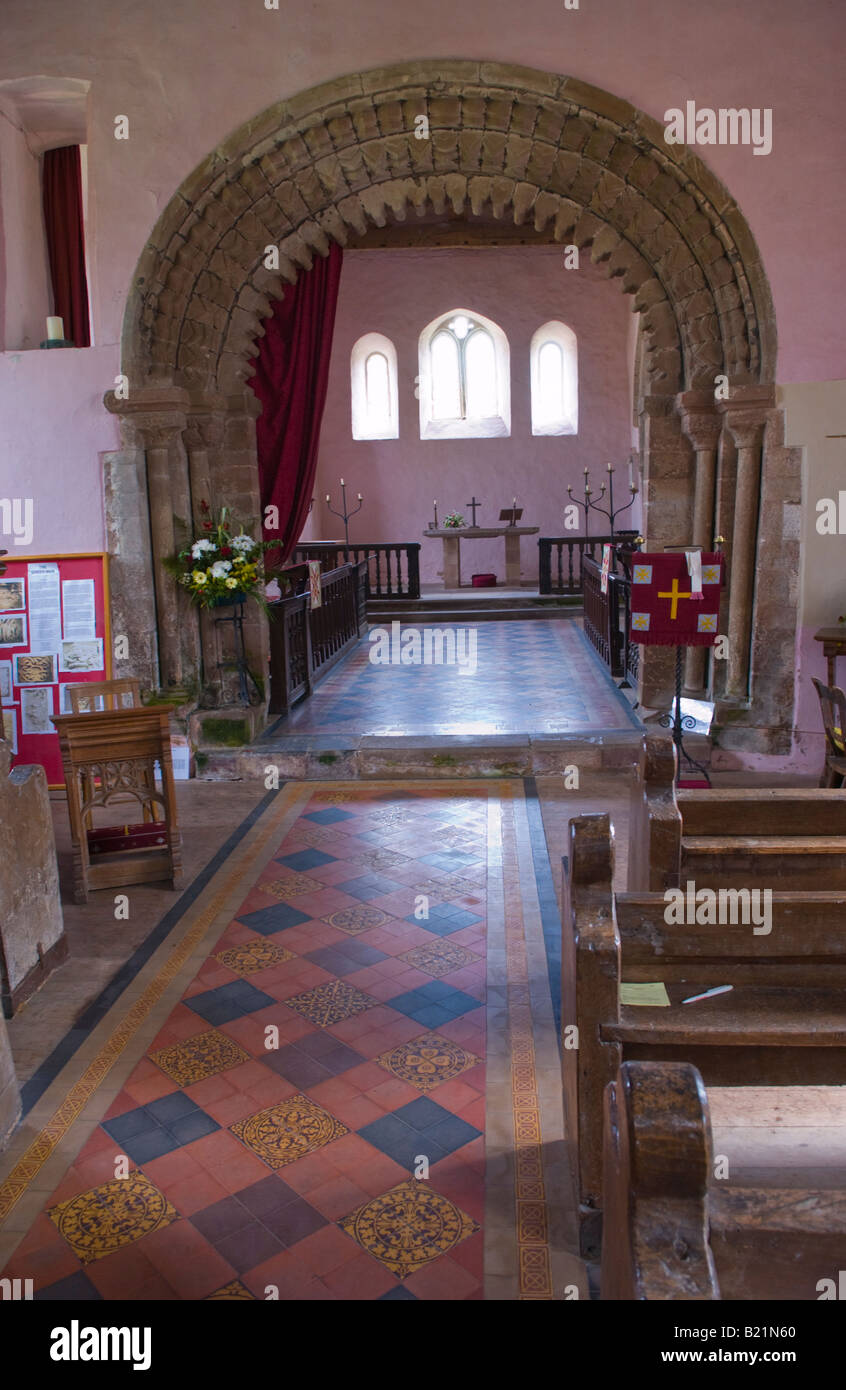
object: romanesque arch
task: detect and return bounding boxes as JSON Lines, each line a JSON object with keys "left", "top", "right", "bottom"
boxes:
{"left": 106, "top": 62, "right": 798, "bottom": 756}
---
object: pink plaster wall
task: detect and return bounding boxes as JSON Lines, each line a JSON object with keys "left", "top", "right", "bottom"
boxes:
{"left": 314, "top": 245, "right": 636, "bottom": 584}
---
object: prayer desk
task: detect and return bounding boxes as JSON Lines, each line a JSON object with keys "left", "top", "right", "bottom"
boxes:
{"left": 423, "top": 526, "right": 539, "bottom": 588}
{"left": 814, "top": 627, "right": 846, "bottom": 688}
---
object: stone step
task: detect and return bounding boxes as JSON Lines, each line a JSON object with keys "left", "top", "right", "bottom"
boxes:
{"left": 193, "top": 729, "right": 647, "bottom": 783}
{"left": 367, "top": 603, "right": 581, "bottom": 623}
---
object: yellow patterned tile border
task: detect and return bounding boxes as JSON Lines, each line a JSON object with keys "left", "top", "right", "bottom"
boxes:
{"left": 0, "top": 784, "right": 304, "bottom": 1225}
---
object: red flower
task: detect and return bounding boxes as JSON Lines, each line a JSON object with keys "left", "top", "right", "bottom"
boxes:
{"left": 203, "top": 522, "right": 213, "bottom": 530}
{"left": 199, "top": 499, "right": 210, "bottom": 513}
{"left": 220, "top": 546, "right": 232, "bottom": 556}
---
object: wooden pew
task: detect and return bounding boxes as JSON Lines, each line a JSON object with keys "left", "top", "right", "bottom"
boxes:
{"left": 628, "top": 732, "right": 846, "bottom": 891}
{"left": 562, "top": 811, "right": 846, "bottom": 1256}
{"left": 601, "top": 1061, "right": 846, "bottom": 1300}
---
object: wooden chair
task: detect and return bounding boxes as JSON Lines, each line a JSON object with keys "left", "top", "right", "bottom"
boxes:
{"left": 51, "top": 707, "right": 182, "bottom": 904}
{"left": 601, "top": 1060, "right": 846, "bottom": 1301}
{"left": 811, "top": 676, "right": 846, "bottom": 787}
{"left": 67, "top": 678, "right": 141, "bottom": 713}
{"left": 563, "top": 810, "right": 846, "bottom": 1256}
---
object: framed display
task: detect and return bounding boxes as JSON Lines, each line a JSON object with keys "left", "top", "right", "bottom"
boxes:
{"left": 0, "top": 554, "right": 111, "bottom": 785}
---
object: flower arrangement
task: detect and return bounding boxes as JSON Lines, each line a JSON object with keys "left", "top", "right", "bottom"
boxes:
{"left": 443, "top": 512, "right": 465, "bottom": 528}
{"left": 165, "top": 501, "right": 279, "bottom": 610}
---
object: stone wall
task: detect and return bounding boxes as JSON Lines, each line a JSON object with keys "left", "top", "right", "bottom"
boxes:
{"left": 0, "top": 744, "right": 67, "bottom": 1016}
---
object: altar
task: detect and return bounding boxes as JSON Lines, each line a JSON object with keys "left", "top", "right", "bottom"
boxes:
{"left": 423, "top": 526, "right": 539, "bottom": 588}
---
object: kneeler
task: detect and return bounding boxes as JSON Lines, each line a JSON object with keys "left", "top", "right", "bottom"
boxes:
{"left": 51, "top": 707, "right": 183, "bottom": 905}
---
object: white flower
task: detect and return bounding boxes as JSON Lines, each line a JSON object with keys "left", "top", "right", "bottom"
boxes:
{"left": 191, "top": 538, "right": 215, "bottom": 558}
{"left": 231, "top": 534, "right": 254, "bottom": 553}
{"left": 210, "top": 560, "right": 232, "bottom": 578}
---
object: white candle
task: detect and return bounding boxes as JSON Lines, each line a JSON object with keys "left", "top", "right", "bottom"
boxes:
{"left": 325, "top": 494, "right": 330, "bottom": 503}
{"left": 357, "top": 493, "right": 362, "bottom": 500}
{"left": 46, "top": 316, "right": 64, "bottom": 341}
{"left": 340, "top": 477, "right": 345, "bottom": 486}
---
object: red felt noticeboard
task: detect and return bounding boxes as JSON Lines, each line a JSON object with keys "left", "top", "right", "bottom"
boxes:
{"left": 0, "top": 553, "right": 112, "bottom": 788}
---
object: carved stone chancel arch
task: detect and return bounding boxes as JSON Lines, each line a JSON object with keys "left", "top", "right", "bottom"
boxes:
{"left": 108, "top": 63, "right": 798, "bottom": 760}
{"left": 123, "top": 61, "right": 775, "bottom": 399}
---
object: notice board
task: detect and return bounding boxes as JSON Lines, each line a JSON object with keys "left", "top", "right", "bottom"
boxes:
{"left": 0, "top": 553, "right": 112, "bottom": 787}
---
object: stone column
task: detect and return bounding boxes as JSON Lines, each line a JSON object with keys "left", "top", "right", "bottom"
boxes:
{"left": 678, "top": 392, "right": 723, "bottom": 694}
{"left": 184, "top": 401, "right": 226, "bottom": 528}
{"left": 105, "top": 386, "right": 191, "bottom": 691}
{"left": 718, "top": 389, "right": 772, "bottom": 702}
{"left": 135, "top": 419, "right": 188, "bottom": 689}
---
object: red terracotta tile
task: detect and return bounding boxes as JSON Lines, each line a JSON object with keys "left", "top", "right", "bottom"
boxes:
{"left": 324, "top": 1094, "right": 384, "bottom": 1129}
{"left": 183, "top": 1073, "right": 238, "bottom": 1107}
{"left": 403, "top": 1252, "right": 481, "bottom": 1301}
{"left": 306, "top": 1076, "right": 359, "bottom": 1108}
{"left": 366, "top": 1077, "right": 421, "bottom": 1110}
{"left": 4, "top": 1232, "right": 80, "bottom": 1288}
{"left": 166, "top": 1170, "right": 231, "bottom": 1217}
{"left": 75, "top": 1148, "right": 137, "bottom": 1190}
{"left": 86, "top": 1242, "right": 162, "bottom": 1299}
{"left": 141, "top": 1221, "right": 236, "bottom": 1298}
{"left": 291, "top": 1225, "right": 362, "bottom": 1277}
{"left": 194, "top": 1091, "right": 260, "bottom": 1128}
{"left": 140, "top": 1145, "right": 204, "bottom": 1190}
{"left": 241, "top": 1247, "right": 334, "bottom": 1301}
{"left": 124, "top": 1072, "right": 178, "bottom": 1105}
{"left": 342, "top": 1061, "right": 391, "bottom": 1093}
{"left": 433, "top": 1079, "right": 483, "bottom": 1114}
{"left": 306, "top": 1174, "right": 372, "bottom": 1221}
{"left": 320, "top": 1250, "right": 397, "bottom": 1300}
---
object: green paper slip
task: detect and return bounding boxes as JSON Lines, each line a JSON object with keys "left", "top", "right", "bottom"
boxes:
{"left": 620, "top": 981, "right": 671, "bottom": 1007}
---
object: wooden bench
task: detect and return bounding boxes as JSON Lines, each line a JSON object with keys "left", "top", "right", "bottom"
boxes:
{"left": 51, "top": 707, "right": 182, "bottom": 904}
{"left": 601, "top": 1060, "right": 846, "bottom": 1300}
{"left": 628, "top": 732, "right": 846, "bottom": 891}
{"left": 562, "top": 810, "right": 846, "bottom": 1256}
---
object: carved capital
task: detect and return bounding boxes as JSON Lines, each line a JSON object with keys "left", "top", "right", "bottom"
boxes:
{"left": 184, "top": 413, "right": 225, "bottom": 452}
{"left": 676, "top": 391, "right": 722, "bottom": 453}
{"left": 134, "top": 414, "right": 188, "bottom": 450}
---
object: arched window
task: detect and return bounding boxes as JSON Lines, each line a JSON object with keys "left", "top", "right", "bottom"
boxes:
{"left": 530, "top": 321, "right": 578, "bottom": 435}
{"left": 351, "top": 332, "right": 398, "bottom": 439}
{"left": 418, "top": 309, "right": 510, "bottom": 439}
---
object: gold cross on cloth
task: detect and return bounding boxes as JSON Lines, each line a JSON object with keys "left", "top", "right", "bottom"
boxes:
{"left": 657, "top": 578, "right": 692, "bottom": 620}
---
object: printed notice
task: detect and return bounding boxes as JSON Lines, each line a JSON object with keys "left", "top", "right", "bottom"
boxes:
{"left": 62, "top": 578, "right": 97, "bottom": 640}
{"left": 28, "top": 564, "right": 62, "bottom": 652}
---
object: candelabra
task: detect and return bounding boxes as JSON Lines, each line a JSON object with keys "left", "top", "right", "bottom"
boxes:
{"left": 567, "top": 463, "right": 638, "bottom": 540}
{"left": 325, "top": 478, "right": 363, "bottom": 548}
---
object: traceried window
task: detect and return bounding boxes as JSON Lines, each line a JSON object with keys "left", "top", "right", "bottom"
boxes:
{"left": 351, "top": 332, "right": 399, "bottom": 440}
{"left": 530, "top": 321, "right": 578, "bottom": 435}
{"left": 418, "top": 309, "right": 510, "bottom": 440}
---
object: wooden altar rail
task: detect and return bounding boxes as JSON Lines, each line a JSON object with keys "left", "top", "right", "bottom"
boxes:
{"left": 582, "top": 555, "right": 629, "bottom": 679}
{"left": 267, "top": 560, "right": 367, "bottom": 716}
{"left": 537, "top": 532, "right": 639, "bottom": 595}
{"left": 292, "top": 542, "right": 421, "bottom": 600}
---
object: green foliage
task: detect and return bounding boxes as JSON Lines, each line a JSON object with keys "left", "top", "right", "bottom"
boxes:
{"left": 200, "top": 718, "right": 249, "bottom": 746}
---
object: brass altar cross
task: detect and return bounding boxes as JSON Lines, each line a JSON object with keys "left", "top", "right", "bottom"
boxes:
{"left": 466, "top": 496, "right": 481, "bottom": 526}
{"left": 657, "top": 577, "right": 692, "bottom": 620}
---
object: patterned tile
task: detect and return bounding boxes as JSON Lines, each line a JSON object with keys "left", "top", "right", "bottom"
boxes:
{"left": 355, "top": 849, "right": 412, "bottom": 871}
{"left": 412, "top": 877, "right": 484, "bottom": 903}
{"left": 214, "top": 941, "right": 296, "bottom": 976}
{"left": 231, "top": 1095, "right": 347, "bottom": 1169}
{"left": 261, "top": 874, "right": 324, "bottom": 899}
{"left": 339, "top": 1181, "right": 478, "bottom": 1279}
{"left": 399, "top": 941, "right": 479, "bottom": 979}
{"left": 283, "top": 980, "right": 378, "bottom": 1028}
{"left": 48, "top": 1172, "right": 178, "bottom": 1265}
{"left": 377, "top": 1031, "right": 480, "bottom": 1092}
{"left": 206, "top": 1279, "right": 255, "bottom": 1299}
{"left": 322, "top": 906, "right": 392, "bottom": 935}
{"left": 150, "top": 1029, "right": 252, "bottom": 1087}
{"left": 303, "top": 941, "right": 388, "bottom": 976}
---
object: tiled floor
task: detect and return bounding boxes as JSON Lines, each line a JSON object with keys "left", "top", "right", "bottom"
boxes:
{"left": 0, "top": 781, "right": 578, "bottom": 1301}
{"left": 262, "top": 621, "right": 640, "bottom": 738}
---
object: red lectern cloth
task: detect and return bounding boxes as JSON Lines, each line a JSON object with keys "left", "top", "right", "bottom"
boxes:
{"left": 629, "top": 552, "right": 723, "bottom": 647}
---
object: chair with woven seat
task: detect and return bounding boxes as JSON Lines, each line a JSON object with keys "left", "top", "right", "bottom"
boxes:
{"left": 812, "top": 677, "right": 846, "bottom": 787}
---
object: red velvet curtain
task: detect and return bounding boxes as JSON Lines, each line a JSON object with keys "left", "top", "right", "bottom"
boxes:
{"left": 252, "top": 243, "right": 343, "bottom": 562}
{"left": 42, "top": 145, "right": 91, "bottom": 348}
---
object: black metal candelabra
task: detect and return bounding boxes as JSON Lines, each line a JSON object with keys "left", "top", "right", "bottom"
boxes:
{"left": 658, "top": 644, "right": 712, "bottom": 786}
{"left": 567, "top": 463, "right": 639, "bottom": 540}
{"left": 325, "top": 479, "right": 363, "bottom": 547}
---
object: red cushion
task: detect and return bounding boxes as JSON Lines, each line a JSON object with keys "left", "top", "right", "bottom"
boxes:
{"left": 87, "top": 822, "right": 169, "bottom": 854}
